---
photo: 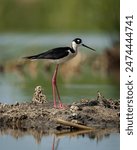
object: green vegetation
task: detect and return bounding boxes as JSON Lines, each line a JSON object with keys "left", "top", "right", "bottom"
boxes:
{"left": 0, "top": 0, "right": 119, "bottom": 32}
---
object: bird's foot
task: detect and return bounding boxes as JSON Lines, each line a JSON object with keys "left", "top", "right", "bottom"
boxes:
{"left": 58, "top": 103, "right": 69, "bottom": 109}
{"left": 53, "top": 105, "right": 57, "bottom": 109}
{"left": 53, "top": 103, "right": 67, "bottom": 109}
{"left": 58, "top": 103, "right": 65, "bottom": 109}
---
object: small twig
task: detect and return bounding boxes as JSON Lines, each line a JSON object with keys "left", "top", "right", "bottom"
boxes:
{"left": 54, "top": 118, "right": 94, "bottom": 130}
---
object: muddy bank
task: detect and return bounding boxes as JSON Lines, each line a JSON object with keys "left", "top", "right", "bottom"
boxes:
{"left": 0, "top": 93, "right": 119, "bottom": 134}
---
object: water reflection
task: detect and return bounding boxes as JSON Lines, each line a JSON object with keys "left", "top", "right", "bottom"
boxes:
{"left": 52, "top": 136, "right": 60, "bottom": 150}
{"left": 0, "top": 127, "right": 119, "bottom": 150}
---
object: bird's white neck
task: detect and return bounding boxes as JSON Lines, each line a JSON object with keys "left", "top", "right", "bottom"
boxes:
{"left": 71, "top": 41, "right": 80, "bottom": 51}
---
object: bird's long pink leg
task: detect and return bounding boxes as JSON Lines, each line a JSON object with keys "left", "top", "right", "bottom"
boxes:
{"left": 55, "top": 83, "right": 63, "bottom": 108}
{"left": 52, "top": 65, "right": 58, "bottom": 108}
{"left": 52, "top": 64, "right": 64, "bottom": 108}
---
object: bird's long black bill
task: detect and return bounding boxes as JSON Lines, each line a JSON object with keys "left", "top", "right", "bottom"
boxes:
{"left": 82, "top": 44, "right": 95, "bottom": 51}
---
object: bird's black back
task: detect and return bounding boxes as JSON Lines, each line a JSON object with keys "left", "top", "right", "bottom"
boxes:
{"left": 24, "top": 47, "right": 75, "bottom": 60}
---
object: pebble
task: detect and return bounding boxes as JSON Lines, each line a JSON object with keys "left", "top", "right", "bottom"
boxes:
{"left": 70, "top": 105, "right": 80, "bottom": 112}
{"left": 72, "top": 113, "right": 78, "bottom": 117}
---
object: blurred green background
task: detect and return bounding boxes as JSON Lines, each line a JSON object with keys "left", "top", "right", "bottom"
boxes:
{"left": 0, "top": 0, "right": 120, "bottom": 103}
{"left": 0, "top": 0, "right": 119, "bottom": 32}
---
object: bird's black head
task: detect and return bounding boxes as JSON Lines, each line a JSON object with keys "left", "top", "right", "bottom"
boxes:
{"left": 72, "top": 38, "right": 95, "bottom": 51}
{"left": 73, "top": 38, "right": 82, "bottom": 44}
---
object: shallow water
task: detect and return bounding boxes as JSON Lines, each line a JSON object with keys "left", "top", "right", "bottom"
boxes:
{"left": 0, "top": 133, "right": 119, "bottom": 150}
{"left": 0, "top": 73, "right": 119, "bottom": 104}
{"left": 0, "top": 33, "right": 119, "bottom": 59}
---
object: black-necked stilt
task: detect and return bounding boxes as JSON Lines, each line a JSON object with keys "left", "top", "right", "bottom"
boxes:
{"left": 24, "top": 38, "right": 95, "bottom": 109}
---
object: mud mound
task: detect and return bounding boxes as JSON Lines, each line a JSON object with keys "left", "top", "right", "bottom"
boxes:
{"left": 0, "top": 98, "right": 119, "bottom": 133}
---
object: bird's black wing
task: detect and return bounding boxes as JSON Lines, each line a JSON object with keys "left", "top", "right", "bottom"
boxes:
{"left": 24, "top": 47, "right": 71, "bottom": 60}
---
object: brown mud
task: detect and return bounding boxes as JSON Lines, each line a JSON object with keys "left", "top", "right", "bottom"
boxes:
{"left": 0, "top": 88, "right": 120, "bottom": 137}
